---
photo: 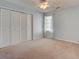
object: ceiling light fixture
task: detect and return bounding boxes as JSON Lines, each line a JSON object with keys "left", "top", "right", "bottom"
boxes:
{"left": 39, "top": 0, "right": 49, "bottom": 10}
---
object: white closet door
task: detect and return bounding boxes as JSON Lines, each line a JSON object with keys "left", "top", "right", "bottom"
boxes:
{"left": 0, "top": 9, "right": 11, "bottom": 47}
{"left": 20, "top": 13, "right": 27, "bottom": 41}
{"left": 27, "top": 14, "right": 33, "bottom": 40}
{"left": 0, "top": 9, "right": 2, "bottom": 47}
{"left": 11, "top": 11, "right": 20, "bottom": 45}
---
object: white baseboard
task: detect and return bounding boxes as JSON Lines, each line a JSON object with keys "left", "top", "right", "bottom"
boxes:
{"left": 54, "top": 37, "right": 79, "bottom": 44}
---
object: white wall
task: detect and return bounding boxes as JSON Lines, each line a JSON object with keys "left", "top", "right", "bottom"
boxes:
{"left": 33, "top": 14, "right": 43, "bottom": 40}
{"left": 54, "top": 6, "right": 79, "bottom": 42}
{"left": 0, "top": 0, "right": 43, "bottom": 40}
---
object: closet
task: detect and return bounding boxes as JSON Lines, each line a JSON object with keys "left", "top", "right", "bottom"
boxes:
{"left": 0, "top": 8, "right": 33, "bottom": 47}
{"left": 0, "top": 9, "right": 11, "bottom": 47}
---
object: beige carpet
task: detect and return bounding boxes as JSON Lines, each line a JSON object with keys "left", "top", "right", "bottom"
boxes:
{"left": 0, "top": 39, "right": 79, "bottom": 59}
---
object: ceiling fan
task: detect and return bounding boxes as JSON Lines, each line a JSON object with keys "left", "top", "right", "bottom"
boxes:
{"left": 39, "top": 0, "right": 49, "bottom": 10}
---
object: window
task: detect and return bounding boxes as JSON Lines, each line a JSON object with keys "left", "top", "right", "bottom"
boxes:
{"left": 44, "top": 16, "right": 53, "bottom": 32}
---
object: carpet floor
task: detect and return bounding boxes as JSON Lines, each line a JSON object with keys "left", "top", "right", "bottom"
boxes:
{"left": 0, "top": 38, "right": 79, "bottom": 59}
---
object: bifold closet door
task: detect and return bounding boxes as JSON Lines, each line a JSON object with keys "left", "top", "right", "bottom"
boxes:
{"left": 11, "top": 11, "right": 27, "bottom": 45}
{"left": 20, "top": 13, "right": 27, "bottom": 41}
{"left": 0, "top": 9, "right": 11, "bottom": 47}
{"left": 27, "top": 14, "right": 33, "bottom": 40}
{"left": 0, "top": 8, "right": 33, "bottom": 47}
{"left": 11, "top": 11, "right": 21, "bottom": 45}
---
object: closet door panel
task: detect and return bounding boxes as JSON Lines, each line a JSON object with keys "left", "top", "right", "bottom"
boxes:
{"left": 11, "top": 11, "right": 20, "bottom": 45}
{"left": 27, "top": 14, "right": 33, "bottom": 40}
{"left": 20, "top": 13, "right": 27, "bottom": 41}
{"left": 0, "top": 9, "right": 11, "bottom": 47}
{"left": 0, "top": 9, "right": 2, "bottom": 47}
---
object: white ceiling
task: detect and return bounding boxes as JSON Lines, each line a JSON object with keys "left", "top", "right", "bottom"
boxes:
{"left": 5, "top": 0, "right": 79, "bottom": 13}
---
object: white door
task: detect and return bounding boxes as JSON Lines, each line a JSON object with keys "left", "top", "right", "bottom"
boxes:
{"left": 0, "top": 9, "right": 11, "bottom": 47}
{"left": 0, "top": 9, "right": 1, "bottom": 47}
{"left": 20, "top": 13, "right": 27, "bottom": 41}
{"left": 27, "top": 14, "right": 33, "bottom": 40}
{"left": 11, "top": 11, "right": 20, "bottom": 45}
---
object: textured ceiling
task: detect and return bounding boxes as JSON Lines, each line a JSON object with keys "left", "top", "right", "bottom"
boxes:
{"left": 5, "top": 0, "right": 79, "bottom": 12}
